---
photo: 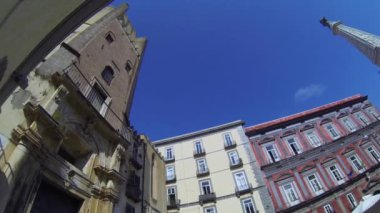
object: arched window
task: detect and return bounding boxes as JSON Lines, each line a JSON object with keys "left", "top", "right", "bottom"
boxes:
{"left": 105, "top": 31, "right": 115, "bottom": 43}
{"left": 101, "top": 66, "right": 114, "bottom": 85}
{"left": 126, "top": 60, "right": 133, "bottom": 73}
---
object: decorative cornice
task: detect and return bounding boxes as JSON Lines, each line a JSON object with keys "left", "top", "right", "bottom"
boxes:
{"left": 154, "top": 120, "right": 245, "bottom": 146}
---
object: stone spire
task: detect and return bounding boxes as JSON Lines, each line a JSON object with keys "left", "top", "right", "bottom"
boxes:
{"left": 320, "top": 17, "right": 380, "bottom": 67}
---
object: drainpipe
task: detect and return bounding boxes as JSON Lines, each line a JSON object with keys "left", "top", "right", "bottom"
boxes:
{"left": 141, "top": 138, "right": 147, "bottom": 213}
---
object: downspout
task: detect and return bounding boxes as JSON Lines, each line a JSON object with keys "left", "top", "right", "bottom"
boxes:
{"left": 141, "top": 140, "right": 147, "bottom": 212}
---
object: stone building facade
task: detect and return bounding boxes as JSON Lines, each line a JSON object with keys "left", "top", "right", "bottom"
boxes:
{"left": 0, "top": 5, "right": 166, "bottom": 213}
{"left": 154, "top": 121, "right": 274, "bottom": 213}
{"left": 245, "top": 95, "right": 380, "bottom": 213}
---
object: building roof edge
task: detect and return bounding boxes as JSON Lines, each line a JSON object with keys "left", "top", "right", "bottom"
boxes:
{"left": 153, "top": 120, "right": 245, "bottom": 146}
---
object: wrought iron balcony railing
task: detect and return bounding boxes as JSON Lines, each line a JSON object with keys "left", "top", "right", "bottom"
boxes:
{"left": 164, "top": 156, "right": 175, "bottom": 163}
{"left": 230, "top": 158, "right": 243, "bottom": 170}
{"left": 235, "top": 183, "right": 253, "bottom": 197}
{"left": 62, "top": 64, "right": 135, "bottom": 144}
{"left": 199, "top": 192, "right": 216, "bottom": 205}
{"left": 167, "top": 198, "right": 181, "bottom": 210}
{"left": 126, "top": 184, "right": 142, "bottom": 202}
{"left": 196, "top": 168, "right": 210, "bottom": 178}
{"left": 224, "top": 141, "right": 237, "bottom": 150}
{"left": 166, "top": 175, "right": 176, "bottom": 184}
{"left": 193, "top": 149, "right": 206, "bottom": 158}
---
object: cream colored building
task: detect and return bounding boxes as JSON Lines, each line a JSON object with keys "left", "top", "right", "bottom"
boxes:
{"left": 154, "top": 121, "right": 274, "bottom": 213}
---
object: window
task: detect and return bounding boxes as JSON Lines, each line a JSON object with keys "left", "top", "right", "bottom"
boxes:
{"left": 355, "top": 112, "right": 370, "bottom": 125}
{"left": 264, "top": 143, "right": 280, "bottom": 163}
{"left": 166, "top": 165, "right": 175, "bottom": 180}
{"left": 224, "top": 133, "right": 234, "bottom": 146}
{"left": 347, "top": 193, "right": 357, "bottom": 208}
{"left": 286, "top": 137, "right": 302, "bottom": 155}
{"left": 194, "top": 141, "right": 204, "bottom": 154}
{"left": 348, "top": 154, "right": 365, "bottom": 173}
{"left": 281, "top": 182, "right": 300, "bottom": 206}
{"left": 167, "top": 186, "right": 177, "bottom": 204}
{"left": 126, "top": 203, "right": 135, "bottom": 213}
{"left": 305, "top": 131, "right": 322, "bottom": 147}
{"left": 228, "top": 150, "right": 240, "bottom": 165}
{"left": 367, "top": 146, "right": 380, "bottom": 163}
{"left": 204, "top": 206, "right": 217, "bottom": 213}
{"left": 367, "top": 108, "right": 379, "bottom": 119}
{"left": 234, "top": 171, "right": 249, "bottom": 191}
{"left": 101, "top": 66, "right": 114, "bottom": 85}
{"left": 328, "top": 164, "right": 345, "bottom": 185}
{"left": 87, "top": 83, "right": 109, "bottom": 116}
{"left": 306, "top": 174, "right": 324, "bottom": 195}
{"left": 241, "top": 198, "right": 256, "bottom": 213}
{"left": 105, "top": 32, "right": 115, "bottom": 43}
{"left": 165, "top": 147, "right": 174, "bottom": 160}
{"left": 323, "top": 204, "right": 334, "bottom": 213}
{"left": 325, "top": 124, "right": 340, "bottom": 139}
{"left": 199, "top": 179, "right": 212, "bottom": 195}
{"left": 125, "top": 60, "right": 133, "bottom": 73}
{"left": 342, "top": 117, "right": 356, "bottom": 132}
{"left": 197, "top": 158, "right": 208, "bottom": 173}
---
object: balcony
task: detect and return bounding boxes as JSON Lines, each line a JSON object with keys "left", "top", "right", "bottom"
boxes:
{"left": 235, "top": 183, "right": 253, "bottom": 197}
{"left": 164, "top": 156, "right": 175, "bottom": 164}
{"left": 62, "top": 64, "right": 135, "bottom": 143}
{"left": 224, "top": 141, "right": 237, "bottom": 150}
{"left": 167, "top": 199, "right": 181, "bottom": 210}
{"left": 196, "top": 168, "right": 210, "bottom": 178}
{"left": 129, "top": 154, "right": 143, "bottom": 170}
{"left": 166, "top": 175, "right": 176, "bottom": 184}
{"left": 126, "top": 185, "right": 142, "bottom": 202}
{"left": 193, "top": 149, "right": 206, "bottom": 158}
{"left": 230, "top": 158, "right": 243, "bottom": 170}
{"left": 199, "top": 192, "right": 216, "bottom": 205}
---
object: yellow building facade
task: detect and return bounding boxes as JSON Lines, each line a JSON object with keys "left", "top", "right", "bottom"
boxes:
{"left": 154, "top": 121, "right": 274, "bottom": 213}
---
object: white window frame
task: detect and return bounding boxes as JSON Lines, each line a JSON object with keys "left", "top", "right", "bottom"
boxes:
{"left": 323, "top": 204, "right": 334, "bottom": 213}
{"left": 367, "top": 107, "right": 380, "bottom": 120}
{"left": 341, "top": 117, "right": 356, "bottom": 132}
{"left": 224, "top": 133, "right": 234, "bottom": 147}
{"left": 324, "top": 123, "right": 340, "bottom": 139}
{"left": 281, "top": 181, "right": 301, "bottom": 207}
{"left": 348, "top": 154, "right": 365, "bottom": 173}
{"left": 366, "top": 146, "right": 380, "bottom": 163}
{"left": 347, "top": 193, "right": 357, "bottom": 208}
{"left": 305, "top": 173, "right": 324, "bottom": 196}
{"left": 199, "top": 179, "right": 213, "bottom": 195}
{"left": 285, "top": 136, "right": 302, "bottom": 155}
{"left": 86, "top": 82, "right": 111, "bottom": 116}
{"left": 167, "top": 186, "right": 176, "bottom": 198}
{"left": 165, "top": 147, "right": 174, "bottom": 160}
{"left": 241, "top": 197, "right": 256, "bottom": 213}
{"left": 305, "top": 130, "right": 322, "bottom": 147}
{"left": 197, "top": 158, "right": 208, "bottom": 173}
{"left": 264, "top": 143, "right": 280, "bottom": 163}
{"left": 204, "top": 206, "right": 217, "bottom": 213}
{"left": 228, "top": 150, "right": 240, "bottom": 165}
{"left": 327, "top": 164, "right": 345, "bottom": 185}
{"left": 234, "top": 171, "right": 249, "bottom": 191}
{"left": 355, "top": 112, "right": 370, "bottom": 125}
{"left": 194, "top": 141, "right": 204, "bottom": 154}
{"left": 166, "top": 165, "right": 175, "bottom": 180}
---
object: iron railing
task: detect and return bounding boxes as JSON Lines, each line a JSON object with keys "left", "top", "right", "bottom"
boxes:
{"left": 63, "top": 64, "right": 134, "bottom": 143}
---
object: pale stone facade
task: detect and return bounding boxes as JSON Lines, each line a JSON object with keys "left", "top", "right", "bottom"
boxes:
{"left": 154, "top": 121, "right": 274, "bottom": 213}
{"left": 0, "top": 5, "right": 166, "bottom": 213}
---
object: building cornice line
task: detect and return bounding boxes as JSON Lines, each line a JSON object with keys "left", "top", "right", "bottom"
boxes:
{"left": 153, "top": 120, "right": 245, "bottom": 146}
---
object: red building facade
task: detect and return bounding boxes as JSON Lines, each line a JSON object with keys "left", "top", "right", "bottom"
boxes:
{"left": 245, "top": 95, "right": 380, "bottom": 213}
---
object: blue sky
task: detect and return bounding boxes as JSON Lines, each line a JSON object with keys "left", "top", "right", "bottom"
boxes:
{"left": 111, "top": 0, "right": 380, "bottom": 141}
